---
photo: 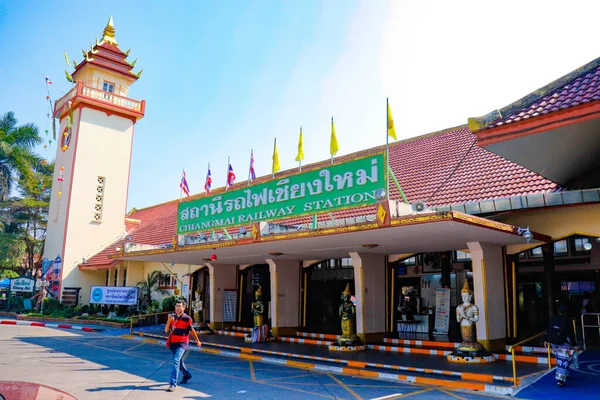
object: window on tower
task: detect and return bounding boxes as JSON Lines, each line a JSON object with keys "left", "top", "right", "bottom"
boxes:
{"left": 103, "top": 81, "right": 115, "bottom": 93}
{"left": 93, "top": 176, "right": 106, "bottom": 222}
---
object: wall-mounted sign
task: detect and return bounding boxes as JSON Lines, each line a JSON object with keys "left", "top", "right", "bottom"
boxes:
{"left": 177, "top": 153, "right": 386, "bottom": 233}
{"left": 89, "top": 286, "right": 138, "bottom": 305}
{"left": 10, "top": 278, "right": 35, "bottom": 293}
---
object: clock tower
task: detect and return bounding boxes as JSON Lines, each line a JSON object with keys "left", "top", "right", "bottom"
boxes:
{"left": 43, "top": 17, "right": 145, "bottom": 303}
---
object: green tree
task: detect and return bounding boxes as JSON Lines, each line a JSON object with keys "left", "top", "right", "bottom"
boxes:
{"left": 0, "top": 111, "right": 43, "bottom": 201}
{"left": 137, "top": 270, "right": 168, "bottom": 309}
{"left": 1, "top": 162, "right": 54, "bottom": 276}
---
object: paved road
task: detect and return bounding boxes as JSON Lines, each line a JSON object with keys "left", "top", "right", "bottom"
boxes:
{"left": 0, "top": 324, "right": 561, "bottom": 399}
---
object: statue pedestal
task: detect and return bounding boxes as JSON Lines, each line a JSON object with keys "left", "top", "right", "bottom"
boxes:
{"left": 194, "top": 322, "right": 213, "bottom": 335}
{"left": 447, "top": 342, "right": 497, "bottom": 364}
{"left": 328, "top": 335, "right": 366, "bottom": 352}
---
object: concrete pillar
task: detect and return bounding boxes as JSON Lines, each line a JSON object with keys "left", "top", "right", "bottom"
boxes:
{"left": 206, "top": 263, "right": 238, "bottom": 330}
{"left": 266, "top": 259, "right": 301, "bottom": 337}
{"left": 349, "top": 252, "right": 386, "bottom": 343}
{"left": 542, "top": 243, "right": 556, "bottom": 321}
{"left": 466, "top": 242, "right": 506, "bottom": 351}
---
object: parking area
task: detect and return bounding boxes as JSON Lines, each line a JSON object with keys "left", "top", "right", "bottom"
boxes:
{"left": 6, "top": 324, "right": 600, "bottom": 399}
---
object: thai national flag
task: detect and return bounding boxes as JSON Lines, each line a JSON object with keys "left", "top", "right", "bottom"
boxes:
{"left": 45, "top": 75, "right": 53, "bottom": 84}
{"left": 204, "top": 166, "right": 212, "bottom": 195}
{"left": 227, "top": 163, "right": 236, "bottom": 188}
{"left": 249, "top": 150, "right": 256, "bottom": 181}
{"left": 180, "top": 170, "right": 190, "bottom": 197}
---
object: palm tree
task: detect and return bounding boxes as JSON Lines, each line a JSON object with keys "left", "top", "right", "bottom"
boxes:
{"left": 137, "top": 270, "right": 168, "bottom": 310}
{"left": 0, "top": 112, "right": 43, "bottom": 201}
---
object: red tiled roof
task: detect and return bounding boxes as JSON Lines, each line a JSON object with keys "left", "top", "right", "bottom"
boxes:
{"left": 82, "top": 126, "right": 558, "bottom": 267}
{"left": 469, "top": 57, "right": 600, "bottom": 131}
{"left": 491, "top": 64, "right": 600, "bottom": 128}
{"left": 72, "top": 40, "right": 138, "bottom": 82}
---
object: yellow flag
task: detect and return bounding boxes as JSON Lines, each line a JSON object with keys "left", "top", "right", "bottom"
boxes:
{"left": 295, "top": 127, "right": 304, "bottom": 162}
{"left": 330, "top": 117, "right": 339, "bottom": 157}
{"left": 387, "top": 101, "right": 397, "bottom": 140}
{"left": 272, "top": 138, "right": 281, "bottom": 174}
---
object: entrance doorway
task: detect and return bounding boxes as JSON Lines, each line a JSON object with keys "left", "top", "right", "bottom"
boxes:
{"left": 305, "top": 258, "right": 354, "bottom": 334}
{"left": 191, "top": 267, "right": 210, "bottom": 324}
{"left": 239, "top": 265, "right": 271, "bottom": 327}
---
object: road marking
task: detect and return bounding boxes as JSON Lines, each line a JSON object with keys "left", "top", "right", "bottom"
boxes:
{"left": 369, "top": 394, "right": 404, "bottom": 400}
{"left": 327, "top": 372, "right": 362, "bottom": 400}
{"left": 124, "top": 342, "right": 146, "bottom": 353}
{"left": 260, "top": 372, "right": 318, "bottom": 382}
{"left": 439, "top": 388, "right": 467, "bottom": 400}
{"left": 394, "top": 387, "right": 435, "bottom": 398}
{"left": 249, "top": 360, "right": 256, "bottom": 381}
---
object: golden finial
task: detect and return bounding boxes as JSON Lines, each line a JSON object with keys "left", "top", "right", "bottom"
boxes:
{"left": 124, "top": 48, "right": 131, "bottom": 57}
{"left": 461, "top": 280, "right": 473, "bottom": 294}
{"left": 129, "top": 58, "right": 138, "bottom": 68}
{"left": 343, "top": 283, "right": 351, "bottom": 296}
{"left": 134, "top": 68, "right": 143, "bottom": 78}
{"left": 101, "top": 16, "right": 118, "bottom": 46}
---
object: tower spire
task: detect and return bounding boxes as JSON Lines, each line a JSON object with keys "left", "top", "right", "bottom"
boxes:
{"left": 102, "top": 16, "right": 118, "bottom": 46}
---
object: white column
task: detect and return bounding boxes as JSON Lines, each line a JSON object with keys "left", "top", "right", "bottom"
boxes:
{"left": 206, "top": 263, "right": 238, "bottom": 330}
{"left": 466, "top": 242, "right": 506, "bottom": 351}
{"left": 349, "top": 252, "right": 386, "bottom": 343}
{"left": 266, "top": 259, "right": 300, "bottom": 337}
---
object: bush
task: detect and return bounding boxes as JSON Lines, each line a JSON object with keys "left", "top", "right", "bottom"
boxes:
{"left": 162, "top": 296, "right": 177, "bottom": 312}
{"left": 63, "top": 308, "right": 76, "bottom": 319}
{"left": 50, "top": 310, "right": 65, "bottom": 318}
{"left": 80, "top": 305, "right": 89, "bottom": 314}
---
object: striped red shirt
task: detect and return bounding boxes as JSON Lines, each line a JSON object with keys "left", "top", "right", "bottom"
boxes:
{"left": 169, "top": 313, "right": 193, "bottom": 347}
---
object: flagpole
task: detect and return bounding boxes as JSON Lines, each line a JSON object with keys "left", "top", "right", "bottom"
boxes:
{"left": 299, "top": 126, "right": 302, "bottom": 172}
{"left": 247, "top": 149, "right": 252, "bottom": 186}
{"left": 206, "top": 162, "right": 210, "bottom": 195}
{"left": 386, "top": 98, "right": 390, "bottom": 201}
{"left": 272, "top": 138, "right": 276, "bottom": 179}
{"left": 226, "top": 156, "right": 230, "bottom": 192}
{"left": 330, "top": 117, "right": 334, "bottom": 165}
{"left": 180, "top": 169, "right": 183, "bottom": 203}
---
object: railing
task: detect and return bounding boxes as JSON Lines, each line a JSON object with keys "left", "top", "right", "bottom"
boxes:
{"left": 129, "top": 311, "right": 171, "bottom": 335}
{"left": 508, "top": 330, "right": 551, "bottom": 385}
{"left": 581, "top": 312, "right": 600, "bottom": 350}
{"left": 80, "top": 85, "right": 142, "bottom": 111}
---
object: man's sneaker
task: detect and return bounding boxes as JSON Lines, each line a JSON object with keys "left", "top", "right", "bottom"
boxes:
{"left": 181, "top": 374, "right": 192, "bottom": 384}
{"left": 167, "top": 385, "right": 176, "bottom": 392}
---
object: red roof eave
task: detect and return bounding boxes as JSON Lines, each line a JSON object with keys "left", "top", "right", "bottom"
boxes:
{"left": 476, "top": 100, "right": 600, "bottom": 147}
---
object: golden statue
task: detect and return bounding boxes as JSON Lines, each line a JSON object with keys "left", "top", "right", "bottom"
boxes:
{"left": 333, "top": 283, "right": 363, "bottom": 347}
{"left": 192, "top": 290, "right": 203, "bottom": 324}
{"left": 251, "top": 285, "right": 264, "bottom": 327}
{"left": 456, "top": 280, "right": 479, "bottom": 343}
{"left": 448, "top": 280, "right": 494, "bottom": 362}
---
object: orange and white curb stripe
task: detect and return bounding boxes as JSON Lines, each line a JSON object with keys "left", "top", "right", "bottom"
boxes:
{"left": 279, "top": 336, "right": 332, "bottom": 346}
{"left": 214, "top": 329, "right": 246, "bottom": 338}
{"left": 296, "top": 332, "right": 338, "bottom": 340}
{"left": 1, "top": 319, "right": 95, "bottom": 332}
{"left": 383, "top": 338, "right": 459, "bottom": 349}
{"left": 232, "top": 326, "right": 252, "bottom": 333}
{"left": 370, "top": 343, "right": 553, "bottom": 365}
{"left": 123, "top": 332, "right": 514, "bottom": 395}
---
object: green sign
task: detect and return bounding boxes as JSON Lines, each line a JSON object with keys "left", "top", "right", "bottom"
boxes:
{"left": 177, "top": 153, "right": 385, "bottom": 233}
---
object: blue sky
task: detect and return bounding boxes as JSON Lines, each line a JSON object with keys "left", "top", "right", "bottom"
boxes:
{"left": 2, "top": 1, "right": 600, "bottom": 210}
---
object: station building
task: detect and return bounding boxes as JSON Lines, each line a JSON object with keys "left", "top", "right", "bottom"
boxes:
{"left": 44, "top": 19, "right": 600, "bottom": 352}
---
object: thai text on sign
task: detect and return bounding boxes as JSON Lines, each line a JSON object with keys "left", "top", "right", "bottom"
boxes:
{"left": 177, "top": 153, "right": 385, "bottom": 233}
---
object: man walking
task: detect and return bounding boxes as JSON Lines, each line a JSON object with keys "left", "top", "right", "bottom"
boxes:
{"left": 164, "top": 299, "right": 201, "bottom": 392}
{"left": 545, "top": 302, "right": 577, "bottom": 387}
